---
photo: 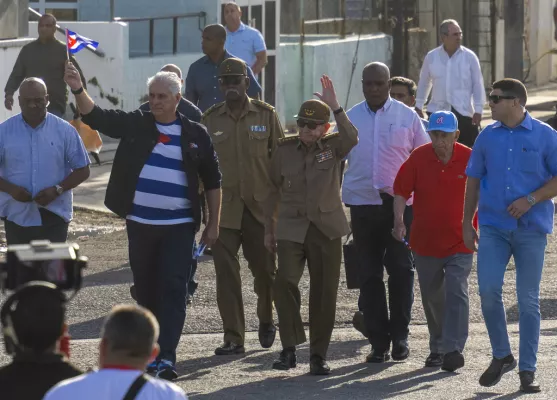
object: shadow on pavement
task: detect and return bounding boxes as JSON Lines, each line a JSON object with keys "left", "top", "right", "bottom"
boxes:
{"left": 507, "top": 298, "right": 557, "bottom": 323}
{"left": 69, "top": 316, "right": 105, "bottom": 339}
{"left": 82, "top": 264, "right": 132, "bottom": 288}
{"left": 540, "top": 326, "right": 557, "bottom": 336}
{"left": 465, "top": 392, "right": 526, "bottom": 399}
{"left": 175, "top": 349, "right": 264, "bottom": 381}
{"left": 188, "top": 365, "right": 447, "bottom": 399}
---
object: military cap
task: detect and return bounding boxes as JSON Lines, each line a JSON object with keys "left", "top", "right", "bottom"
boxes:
{"left": 219, "top": 58, "right": 247, "bottom": 76}
{"left": 294, "top": 99, "right": 330, "bottom": 123}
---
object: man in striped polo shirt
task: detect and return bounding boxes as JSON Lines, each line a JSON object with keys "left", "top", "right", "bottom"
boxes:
{"left": 64, "top": 62, "right": 222, "bottom": 381}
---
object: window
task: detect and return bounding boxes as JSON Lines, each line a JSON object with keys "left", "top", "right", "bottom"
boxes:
{"left": 30, "top": 0, "right": 78, "bottom": 21}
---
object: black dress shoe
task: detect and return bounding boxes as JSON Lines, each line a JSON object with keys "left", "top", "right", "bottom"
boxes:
{"left": 519, "top": 371, "right": 541, "bottom": 393}
{"left": 366, "top": 349, "right": 390, "bottom": 363}
{"left": 272, "top": 348, "right": 297, "bottom": 370}
{"left": 391, "top": 340, "right": 409, "bottom": 361}
{"left": 214, "top": 342, "right": 245, "bottom": 356}
{"left": 425, "top": 353, "right": 444, "bottom": 367}
{"left": 479, "top": 354, "right": 517, "bottom": 387}
{"left": 310, "top": 355, "right": 331, "bottom": 375}
{"left": 442, "top": 351, "right": 465, "bottom": 372}
{"left": 259, "top": 323, "right": 277, "bottom": 348}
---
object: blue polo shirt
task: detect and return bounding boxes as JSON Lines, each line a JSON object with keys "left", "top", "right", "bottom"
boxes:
{"left": 466, "top": 112, "right": 557, "bottom": 234}
{"left": 185, "top": 50, "right": 262, "bottom": 112}
{"left": 225, "top": 22, "right": 266, "bottom": 68}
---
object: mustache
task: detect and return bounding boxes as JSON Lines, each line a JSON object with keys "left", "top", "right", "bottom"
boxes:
{"left": 225, "top": 88, "right": 240, "bottom": 96}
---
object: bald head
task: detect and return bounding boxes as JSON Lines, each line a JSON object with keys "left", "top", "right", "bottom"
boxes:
{"left": 362, "top": 62, "right": 390, "bottom": 80}
{"left": 38, "top": 13, "right": 57, "bottom": 42}
{"left": 204, "top": 24, "right": 227, "bottom": 41}
{"left": 19, "top": 78, "right": 49, "bottom": 125}
{"left": 362, "top": 62, "right": 391, "bottom": 109}
{"left": 19, "top": 78, "right": 47, "bottom": 96}
{"left": 160, "top": 64, "right": 182, "bottom": 79}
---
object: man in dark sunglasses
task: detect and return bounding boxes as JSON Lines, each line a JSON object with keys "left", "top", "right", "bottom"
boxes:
{"left": 464, "top": 78, "right": 557, "bottom": 393}
{"left": 202, "top": 57, "right": 284, "bottom": 356}
{"left": 263, "top": 75, "right": 358, "bottom": 375}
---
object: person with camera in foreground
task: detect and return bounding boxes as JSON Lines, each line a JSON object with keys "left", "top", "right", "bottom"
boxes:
{"left": 44, "top": 304, "right": 187, "bottom": 399}
{"left": 0, "top": 281, "right": 83, "bottom": 400}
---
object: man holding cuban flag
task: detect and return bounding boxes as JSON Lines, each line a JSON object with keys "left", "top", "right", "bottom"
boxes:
{"left": 4, "top": 14, "right": 88, "bottom": 118}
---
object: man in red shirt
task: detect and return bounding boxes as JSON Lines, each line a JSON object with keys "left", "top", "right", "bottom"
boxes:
{"left": 392, "top": 110, "right": 476, "bottom": 372}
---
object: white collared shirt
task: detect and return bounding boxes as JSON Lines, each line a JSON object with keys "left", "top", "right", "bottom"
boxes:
{"left": 416, "top": 45, "right": 486, "bottom": 117}
{"left": 342, "top": 97, "right": 430, "bottom": 206}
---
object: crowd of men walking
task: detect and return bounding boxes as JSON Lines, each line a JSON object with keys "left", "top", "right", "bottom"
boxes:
{"left": 0, "top": 8, "right": 556, "bottom": 399}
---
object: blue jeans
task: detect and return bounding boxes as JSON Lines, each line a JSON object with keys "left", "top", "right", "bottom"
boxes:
{"left": 127, "top": 220, "right": 195, "bottom": 364}
{"left": 477, "top": 225, "right": 547, "bottom": 372}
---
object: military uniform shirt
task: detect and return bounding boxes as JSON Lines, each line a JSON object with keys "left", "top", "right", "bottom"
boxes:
{"left": 268, "top": 112, "right": 358, "bottom": 243}
{"left": 202, "top": 98, "right": 284, "bottom": 229}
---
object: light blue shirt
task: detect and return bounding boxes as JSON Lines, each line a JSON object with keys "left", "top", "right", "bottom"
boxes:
{"left": 225, "top": 22, "right": 266, "bottom": 68}
{"left": 0, "top": 113, "right": 90, "bottom": 227}
{"left": 466, "top": 112, "right": 557, "bottom": 234}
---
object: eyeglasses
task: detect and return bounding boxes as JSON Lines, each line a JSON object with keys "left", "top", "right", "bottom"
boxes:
{"left": 489, "top": 95, "right": 517, "bottom": 104}
{"left": 218, "top": 76, "right": 244, "bottom": 85}
{"left": 297, "top": 119, "right": 324, "bottom": 130}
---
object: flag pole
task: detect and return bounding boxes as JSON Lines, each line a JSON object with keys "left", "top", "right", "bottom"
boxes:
{"left": 65, "top": 28, "right": 70, "bottom": 61}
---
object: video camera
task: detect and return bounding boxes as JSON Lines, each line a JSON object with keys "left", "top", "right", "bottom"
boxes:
{"left": 0, "top": 240, "right": 88, "bottom": 294}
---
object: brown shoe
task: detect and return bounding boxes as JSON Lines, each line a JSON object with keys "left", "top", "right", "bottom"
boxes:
{"left": 214, "top": 342, "right": 245, "bottom": 356}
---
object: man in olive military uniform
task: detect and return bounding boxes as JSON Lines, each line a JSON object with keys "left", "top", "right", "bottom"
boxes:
{"left": 202, "top": 57, "right": 284, "bottom": 355}
{"left": 264, "top": 75, "right": 358, "bottom": 375}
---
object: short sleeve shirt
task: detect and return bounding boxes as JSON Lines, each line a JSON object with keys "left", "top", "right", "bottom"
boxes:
{"left": 225, "top": 23, "right": 267, "bottom": 68}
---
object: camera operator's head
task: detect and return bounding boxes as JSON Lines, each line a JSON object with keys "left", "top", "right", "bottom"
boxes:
{"left": 1, "top": 281, "right": 66, "bottom": 355}
{"left": 99, "top": 304, "right": 160, "bottom": 370}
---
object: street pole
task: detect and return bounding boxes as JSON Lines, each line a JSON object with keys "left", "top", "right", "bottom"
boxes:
{"left": 392, "top": 0, "right": 404, "bottom": 76}
{"left": 110, "top": 0, "right": 115, "bottom": 21}
{"left": 504, "top": 0, "right": 524, "bottom": 80}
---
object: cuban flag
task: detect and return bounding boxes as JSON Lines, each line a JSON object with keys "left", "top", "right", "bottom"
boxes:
{"left": 66, "top": 29, "right": 99, "bottom": 54}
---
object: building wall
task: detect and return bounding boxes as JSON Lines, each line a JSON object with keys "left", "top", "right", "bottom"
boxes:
{"left": 78, "top": 0, "right": 219, "bottom": 56}
{"left": 277, "top": 33, "right": 392, "bottom": 128}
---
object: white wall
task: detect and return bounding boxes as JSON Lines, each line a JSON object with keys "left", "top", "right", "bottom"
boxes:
{"left": 0, "top": 38, "right": 34, "bottom": 122}
{"left": 276, "top": 34, "right": 392, "bottom": 128}
{"left": 527, "top": 0, "right": 556, "bottom": 85}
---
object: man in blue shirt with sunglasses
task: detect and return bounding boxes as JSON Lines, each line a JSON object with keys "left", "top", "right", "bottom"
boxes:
{"left": 464, "top": 78, "right": 557, "bottom": 394}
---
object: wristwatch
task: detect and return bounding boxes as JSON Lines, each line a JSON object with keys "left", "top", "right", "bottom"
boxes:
{"left": 55, "top": 185, "right": 64, "bottom": 196}
{"left": 527, "top": 194, "right": 536, "bottom": 206}
{"left": 333, "top": 107, "right": 344, "bottom": 115}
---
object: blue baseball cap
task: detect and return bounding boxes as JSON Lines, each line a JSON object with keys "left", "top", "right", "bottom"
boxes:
{"left": 426, "top": 111, "right": 458, "bottom": 133}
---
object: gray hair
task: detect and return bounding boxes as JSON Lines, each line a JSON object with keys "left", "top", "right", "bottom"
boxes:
{"left": 146, "top": 71, "right": 182, "bottom": 96}
{"left": 440, "top": 19, "right": 460, "bottom": 36}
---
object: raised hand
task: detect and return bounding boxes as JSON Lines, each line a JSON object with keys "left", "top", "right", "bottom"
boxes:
{"left": 313, "top": 75, "right": 341, "bottom": 111}
{"left": 64, "top": 61, "right": 83, "bottom": 91}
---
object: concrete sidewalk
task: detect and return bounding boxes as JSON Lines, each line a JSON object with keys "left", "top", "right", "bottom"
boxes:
{"left": 24, "top": 320, "right": 557, "bottom": 399}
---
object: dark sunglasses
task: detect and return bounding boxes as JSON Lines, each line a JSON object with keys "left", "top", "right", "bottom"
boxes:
{"left": 219, "top": 76, "right": 244, "bottom": 85}
{"left": 489, "top": 95, "right": 516, "bottom": 104}
{"left": 297, "top": 119, "right": 324, "bottom": 129}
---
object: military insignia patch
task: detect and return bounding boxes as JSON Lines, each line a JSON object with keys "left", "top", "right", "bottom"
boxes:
{"left": 316, "top": 149, "right": 334, "bottom": 163}
{"left": 250, "top": 125, "right": 267, "bottom": 132}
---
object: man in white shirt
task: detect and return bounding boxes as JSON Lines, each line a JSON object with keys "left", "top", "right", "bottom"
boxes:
{"left": 342, "top": 62, "right": 430, "bottom": 363}
{"left": 415, "top": 19, "right": 486, "bottom": 148}
{"left": 44, "top": 305, "right": 188, "bottom": 400}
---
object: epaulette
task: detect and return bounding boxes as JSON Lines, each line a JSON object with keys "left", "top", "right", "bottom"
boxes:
{"left": 202, "top": 101, "right": 225, "bottom": 118}
{"left": 278, "top": 135, "right": 299, "bottom": 146}
{"left": 321, "top": 132, "right": 340, "bottom": 141}
{"left": 251, "top": 99, "right": 275, "bottom": 111}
